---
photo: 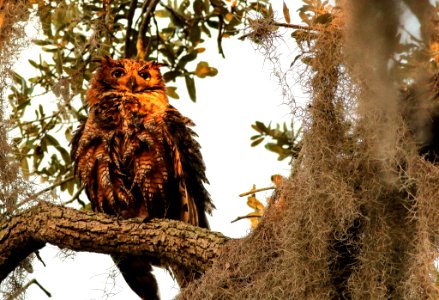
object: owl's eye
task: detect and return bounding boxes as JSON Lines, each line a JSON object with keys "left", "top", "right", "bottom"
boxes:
{"left": 139, "top": 72, "right": 151, "bottom": 80}
{"left": 112, "top": 69, "right": 125, "bottom": 78}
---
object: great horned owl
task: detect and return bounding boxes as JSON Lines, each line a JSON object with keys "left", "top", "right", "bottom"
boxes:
{"left": 70, "top": 56, "right": 213, "bottom": 299}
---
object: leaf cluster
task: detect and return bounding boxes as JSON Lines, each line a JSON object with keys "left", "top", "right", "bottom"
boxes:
{"left": 251, "top": 120, "right": 301, "bottom": 162}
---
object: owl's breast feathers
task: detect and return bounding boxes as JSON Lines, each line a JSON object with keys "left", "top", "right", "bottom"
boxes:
{"left": 71, "top": 91, "right": 213, "bottom": 228}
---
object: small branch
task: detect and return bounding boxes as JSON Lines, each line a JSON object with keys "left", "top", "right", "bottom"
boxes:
{"left": 35, "top": 250, "right": 46, "bottom": 267}
{"left": 33, "top": 176, "right": 74, "bottom": 198}
{"left": 62, "top": 185, "right": 84, "bottom": 206}
{"left": 6, "top": 278, "right": 52, "bottom": 300}
{"left": 31, "top": 279, "right": 52, "bottom": 298}
{"left": 230, "top": 215, "right": 261, "bottom": 224}
{"left": 0, "top": 201, "right": 230, "bottom": 283}
{"left": 124, "top": 0, "right": 138, "bottom": 57}
{"left": 238, "top": 186, "right": 275, "bottom": 197}
{"left": 137, "top": 0, "right": 160, "bottom": 58}
{"left": 238, "top": 22, "right": 317, "bottom": 41}
{"left": 273, "top": 22, "right": 317, "bottom": 31}
{"left": 217, "top": 16, "right": 225, "bottom": 58}
{"left": 19, "top": 176, "right": 75, "bottom": 207}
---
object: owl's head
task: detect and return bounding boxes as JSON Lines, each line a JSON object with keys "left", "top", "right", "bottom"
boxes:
{"left": 88, "top": 56, "right": 166, "bottom": 105}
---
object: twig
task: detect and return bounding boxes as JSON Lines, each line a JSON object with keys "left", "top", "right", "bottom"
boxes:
{"left": 35, "top": 250, "right": 46, "bottom": 267}
{"left": 231, "top": 215, "right": 261, "bottom": 224}
{"left": 238, "top": 22, "right": 318, "bottom": 41}
{"left": 239, "top": 186, "right": 275, "bottom": 197}
{"left": 124, "top": 0, "right": 138, "bottom": 57}
{"left": 137, "top": 0, "right": 160, "bottom": 59}
{"left": 62, "top": 185, "right": 84, "bottom": 206}
{"left": 33, "top": 176, "right": 74, "bottom": 198}
{"left": 217, "top": 16, "right": 225, "bottom": 58}
{"left": 19, "top": 176, "right": 75, "bottom": 207}
{"left": 273, "top": 22, "right": 317, "bottom": 31}
{"left": 6, "top": 279, "right": 52, "bottom": 300}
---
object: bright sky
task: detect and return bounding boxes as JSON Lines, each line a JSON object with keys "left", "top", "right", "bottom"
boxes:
{"left": 16, "top": 2, "right": 302, "bottom": 300}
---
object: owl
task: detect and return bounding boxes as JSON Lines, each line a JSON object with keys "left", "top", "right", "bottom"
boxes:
{"left": 70, "top": 56, "right": 213, "bottom": 300}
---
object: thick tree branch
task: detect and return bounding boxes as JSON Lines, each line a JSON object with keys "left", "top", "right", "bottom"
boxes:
{"left": 0, "top": 201, "right": 229, "bottom": 283}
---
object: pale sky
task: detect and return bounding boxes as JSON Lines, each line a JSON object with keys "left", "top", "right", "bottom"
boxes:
{"left": 13, "top": 2, "right": 302, "bottom": 299}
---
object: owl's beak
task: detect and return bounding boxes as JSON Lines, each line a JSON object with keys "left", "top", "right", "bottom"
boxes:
{"left": 127, "top": 76, "right": 137, "bottom": 92}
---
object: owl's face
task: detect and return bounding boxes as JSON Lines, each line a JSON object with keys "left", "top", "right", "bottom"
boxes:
{"left": 90, "top": 56, "right": 165, "bottom": 93}
{"left": 87, "top": 56, "right": 168, "bottom": 107}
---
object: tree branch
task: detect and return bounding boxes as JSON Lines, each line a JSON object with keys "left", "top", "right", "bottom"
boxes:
{"left": 6, "top": 278, "right": 52, "bottom": 300}
{"left": 19, "top": 176, "right": 75, "bottom": 207}
{"left": 137, "top": 0, "right": 160, "bottom": 59}
{"left": 124, "top": 0, "right": 138, "bottom": 57}
{"left": 0, "top": 201, "right": 230, "bottom": 283}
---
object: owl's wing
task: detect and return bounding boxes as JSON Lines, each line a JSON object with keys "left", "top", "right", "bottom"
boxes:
{"left": 163, "top": 106, "right": 214, "bottom": 229}
{"left": 71, "top": 118, "right": 133, "bottom": 214}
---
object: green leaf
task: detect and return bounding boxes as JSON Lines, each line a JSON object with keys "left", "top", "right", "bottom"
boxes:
{"left": 200, "top": 23, "right": 211, "bottom": 37}
{"left": 189, "top": 24, "right": 201, "bottom": 44}
{"left": 251, "top": 137, "right": 264, "bottom": 147}
{"left": 11, "top": 71, "right": 24, "bottom": 85}
{"left": 178, "top": 0, "right": 190, "bottom": 12}
{"left": 166, "top": 86, "right": 180, "bottom": 99}
{"left": 185, "top": 75, "right": 196, "bottom": 101}
{"left": 63, "top": 178, "right": 74, "bottom": 195}
{"left": 268, "top": 4, "right": 274, "bottom": 18}
{"left": 253, "top": 121, "right": 268, "bottom": 133}
{"left": 208, "top": 67, "right": 218, "bottom": 76}
{"left": 17, "top": 99, "right": 31, "bottom": 111}
{"left": 195, "top": 61, "right": 218, "bottom": 78}
{"left": 193, "top": 0, "right": 205, "bottom": 15}
{"left": 250, "top": 134, "right": 262, "bottom": 140}
{"left": 206, "top": 20, "right": 219, "bottom": 29}
{"left": 195, "top": 61, "right": 209, "bottom": 78}
{"left": 163, "top": 70, "right": 182, "bottom": 82}
{"left": 265, "top": 143, "right": 285, "bottom": 154}
{"left": 45, "top": 134, "right": 60, "bottom": 147}
{"left": 65, "top": 127, "right": 73, "bottom": 141}
{"left": 177, "top": 51, "right": 198, "bottom": 69}
{"left": 58, "top": 147, "right": 71, "bottom": 165}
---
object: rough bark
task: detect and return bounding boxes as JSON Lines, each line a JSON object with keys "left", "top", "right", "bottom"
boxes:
{"left": 0, "top": 201, "right": 229, "bottom": 283}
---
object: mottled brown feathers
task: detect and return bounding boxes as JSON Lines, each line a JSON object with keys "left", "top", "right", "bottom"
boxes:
{"left": 70, "top": 57, "right": 213, "bottom": 299}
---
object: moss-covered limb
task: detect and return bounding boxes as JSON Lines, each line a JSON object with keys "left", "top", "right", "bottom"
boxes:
{"left": 0, "top": 201, "right": 229, "bottom": 283}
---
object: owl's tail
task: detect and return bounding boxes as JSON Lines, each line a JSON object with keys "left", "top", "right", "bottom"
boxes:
{"left": 111, "top": 254, "right": 159, "bottom": 300}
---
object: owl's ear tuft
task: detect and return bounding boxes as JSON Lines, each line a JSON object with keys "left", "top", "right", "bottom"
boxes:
{"left": 102, "top": 55, "right": 115, "bottom": 66}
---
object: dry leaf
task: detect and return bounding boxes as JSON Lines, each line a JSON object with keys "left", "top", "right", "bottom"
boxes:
{"left": 283, "top": 1, "right": 291, "bottom": 24}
